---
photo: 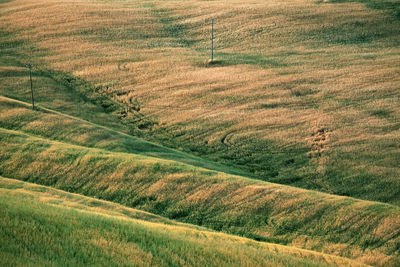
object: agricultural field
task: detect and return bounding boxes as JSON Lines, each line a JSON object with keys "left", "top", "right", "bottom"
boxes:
{"left": 0, "top": 0, "right": 399, "bottom": 266}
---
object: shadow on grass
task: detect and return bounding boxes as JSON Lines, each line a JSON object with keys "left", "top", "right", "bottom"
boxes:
{"left": 196, "top": 53, "right": 287, "bottom": 68}
{"left": 320, "top": 0, "right": 400, "bottom": 20}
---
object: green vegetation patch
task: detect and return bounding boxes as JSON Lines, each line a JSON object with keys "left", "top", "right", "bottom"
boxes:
{"left": 299, "top": 19, "right": 399, "bottom": 46}
{"left": 153, "top": 8, "right": 198, "bottom": 48}
{"left": 370, "top": 109, "right": 392, "bottom": 118}
{"left": 1, "top": 177, "right": 363, "bottom": 267}
{"left": 327, "top": 0, "right": 400, "bottom": 20}
{"left": 213, "top": 52, "right": 288, "bottom": 68}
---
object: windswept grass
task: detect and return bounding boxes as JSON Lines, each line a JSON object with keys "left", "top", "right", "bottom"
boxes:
{"left": 325, "top": 0, "right": 400, "bottom": 20}
{"left": 0, "top": 96, "right": 249, "bottom": 177}
{"left": 2, "top": 177, "right": 369, "bottom": 267}
{"left": 0, "top": 0, "right": 399, "bottom": 265}
{"left": 1, "top": 0, "right": 399, "bottom": 204}
{"left": 0, "top": 126, "right": 399, "bottom": 266}
{"left": 1, "top": 96, "right": 398, "bottom": 206}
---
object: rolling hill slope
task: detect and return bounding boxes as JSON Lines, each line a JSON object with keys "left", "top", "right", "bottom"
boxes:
{"left": 2, "top": 177, "right": 368, "bottom": 267}
{"left": 1, "top": 0, "right": 399, "bottom": 266}
{"left": 0, "top": 0, "right": 399, "bottom": 204}
{"left": 0, "top": 99, "right": 399, "bottom": 266}
{"left": 0, "top": 95, "right": 249, "bottom": 177}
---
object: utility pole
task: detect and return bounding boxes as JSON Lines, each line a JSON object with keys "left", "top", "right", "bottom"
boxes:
{"left": 211, "top": 17, "right": 215, "bottom": 63}
{"left": 26, "top": 58, "right": 34, "bottom": 110}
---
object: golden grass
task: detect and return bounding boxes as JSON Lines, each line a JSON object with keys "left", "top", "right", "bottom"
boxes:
{"left": 2, "top": 0, "right": 398, "bottom": 137}
{"left": 0, "top": 124, "right": 399, "bottom": 266}
{"left": 1, "top": 0, "right": 398, "bottom": 199}
{"left": 0, "top": 0, "right": 399, "bottom": 264}
{"left": 0, "top": 176, "right": 369, "bottom": 267}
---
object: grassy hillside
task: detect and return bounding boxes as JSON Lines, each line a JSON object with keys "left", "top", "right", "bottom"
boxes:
{"left": 0, "top": 0, "right": 399, "bottom": 204}
{"left": 0, "top": 0, "right": 399, "bottom": 266}
{"left": 0, "top": 95, "right": 249, "bottom": 177}
{"left": 2, "top": 177, "right": 368, "bottom": 267}
{"left": 0, "top": 104, "right": 399, "bottom": 266}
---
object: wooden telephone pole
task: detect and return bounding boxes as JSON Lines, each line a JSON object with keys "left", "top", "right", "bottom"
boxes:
{"left": 211, "top": 17, "right": 215, "bottom": 62}
{"left": 26, "top": 58, "right": 34, "bottom": 110}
